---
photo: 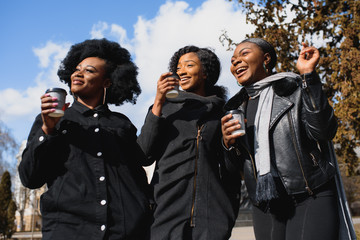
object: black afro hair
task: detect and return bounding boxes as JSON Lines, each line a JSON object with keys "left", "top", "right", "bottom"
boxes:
{"left": 57, "top": 38, "right": 141, "bottom": 105}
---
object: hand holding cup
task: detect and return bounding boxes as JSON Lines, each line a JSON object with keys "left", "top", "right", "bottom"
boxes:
{"left": 41, "top": 88, "right": 68, "bottom": 135}
{"left": 165, "top": 72, "right": 180, "bottom": 98}
{"left": 221, "top": 109, "right": 246, "bottom": 148}
{"left": 152, "top": 72, "right": 180, "bottom": 117}
{"left": 45, "top": 88, "right": 67, "bottom": 117}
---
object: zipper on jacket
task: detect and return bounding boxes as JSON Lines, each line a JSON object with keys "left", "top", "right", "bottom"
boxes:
{"left": 310, "top": 152, "right": 318, "bottom": 166}
{"left": 190, "top": 125, "right": 203, "bottom": 227}
{"left": 303, "top": 75, "right": 324, "bottom": 172}
{"left": 302, "top": 75, "right": 317, "bottom": 111}
{"left": 287, "top": 112, "right": 313, "bottom": 195}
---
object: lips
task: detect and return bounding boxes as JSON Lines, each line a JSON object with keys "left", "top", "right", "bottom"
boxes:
{"left": 72, "top": 79, "right": 84, "bottom": 85}
{"left": 234, "top": 66, "right": 248, "bottom": 78}
{"left": 180, "top": 76, "right": 190, "bottom": 86}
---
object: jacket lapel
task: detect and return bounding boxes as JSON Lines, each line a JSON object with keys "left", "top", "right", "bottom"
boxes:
{"left": 269, "top": 95, "right": 293, "bottom": 129}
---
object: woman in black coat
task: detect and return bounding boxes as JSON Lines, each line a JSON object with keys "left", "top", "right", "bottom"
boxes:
{"left": 138, "top": 46, "right": 241, "bottom": 240}
{"left": 221, "top": 38, "right": 340, "bottom": 240}
{"left": 18, "top": 38, "right": 151, "bottom": 240}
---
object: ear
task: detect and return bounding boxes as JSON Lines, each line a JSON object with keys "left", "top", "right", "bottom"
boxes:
{"left": 263, "top": 53, "right": 271, "bottom": 67}
{"left": 103, "top": 78, "right": 111, "bottom": 88}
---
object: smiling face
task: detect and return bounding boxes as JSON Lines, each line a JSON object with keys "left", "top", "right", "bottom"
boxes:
{"left": 70, "top": 57, "right": 110, "bottom": 103}
{"left": 176, "top": 52, "right": 206, "bottom": 96}
{"left": 230, "top": 42, "right": 270, "bottom": 86}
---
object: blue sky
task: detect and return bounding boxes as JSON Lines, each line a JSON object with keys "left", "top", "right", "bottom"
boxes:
{"left": 0, "top": 0, "right": 254, "bottom": 165}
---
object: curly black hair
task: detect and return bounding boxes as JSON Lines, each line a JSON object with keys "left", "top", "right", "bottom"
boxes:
{"left": 57, "top": 38, "right": 141, "bottom": 105}
{"left": 168, "top": 45, "right": 227, "bottom": 99}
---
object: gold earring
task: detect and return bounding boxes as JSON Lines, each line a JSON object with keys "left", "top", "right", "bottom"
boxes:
{"left": 102, "top": 88, "right": 107, "bottom": 105}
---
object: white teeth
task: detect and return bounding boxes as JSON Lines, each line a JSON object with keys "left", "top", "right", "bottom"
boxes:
{"left": 236, "top": 67, "right": 247, "bottom": 74}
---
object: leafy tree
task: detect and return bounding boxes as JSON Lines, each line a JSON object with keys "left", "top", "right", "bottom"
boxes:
{"left": 0, "top": 171, "right": 17, "bottom": 239}
{"left": 222, "top": 0, "right": 360, "bottom": 176}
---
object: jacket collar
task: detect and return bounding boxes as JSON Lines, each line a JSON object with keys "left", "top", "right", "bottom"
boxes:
{"left": 167, "top": 91, "right": 225, "bottom": 107}
{"left": 71, "top": 99, "right": 111, "bottom": 117}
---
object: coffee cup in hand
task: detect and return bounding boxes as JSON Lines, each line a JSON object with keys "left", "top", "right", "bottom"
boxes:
{"left": 165, "top": 73, "right": 180, "bottom": 99}
{"left": 45, "top": 88, "right": 67, "bottom": 117}
{"left": 226, "top": 109, "right": 246, "bottom": 136}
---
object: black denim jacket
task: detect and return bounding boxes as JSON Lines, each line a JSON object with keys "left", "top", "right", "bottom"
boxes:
{"left": 19, "top": 100, "right": 151, "bottom": 240}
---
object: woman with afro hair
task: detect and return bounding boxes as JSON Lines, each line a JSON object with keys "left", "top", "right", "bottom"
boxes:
{"left": 137, "top": 46, "right": 241, "bottom": 240}
{"left": 19, "top": 38, "right": 151, "bottom": 240}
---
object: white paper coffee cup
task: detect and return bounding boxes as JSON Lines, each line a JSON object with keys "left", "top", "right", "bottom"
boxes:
{"left": 45, "top": 88, "right": 67, "bottom": 117}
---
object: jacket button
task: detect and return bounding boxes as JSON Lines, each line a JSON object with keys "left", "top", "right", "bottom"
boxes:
{"left": 99, "top": 176, "right": 105, "bottom": 181}
{"left": 93, "top": 113, "right": 98, "bottom": 118}
{"left": 100, "top": 200, "right": 107, "bottom": 205}
{"left": 100, "top": 225, "right": 106, "bottom": 231}
{"left": 97, "top": 152, "right": 102, "bottom": 157}
{"left": 94, "top": 128, "right": 99, "bottom": 133}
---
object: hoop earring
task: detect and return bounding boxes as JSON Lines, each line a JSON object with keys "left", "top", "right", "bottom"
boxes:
{"left": 263, "top": 63, "right": 268, "bottom": 73}
{"left": 103, "top": 88, "right": 107, "bottom": 105}
{"left": 237, "top": 81, "right": 242, "bottom": 86}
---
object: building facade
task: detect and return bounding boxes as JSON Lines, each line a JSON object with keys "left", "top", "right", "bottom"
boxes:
{"left": 13, "top": 140, "right": 46, "bottom": 239}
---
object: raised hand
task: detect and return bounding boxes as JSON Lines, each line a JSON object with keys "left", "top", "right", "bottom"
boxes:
{"left": 151, "top": 72, "right": 179, "bottom": 117}
{"left": 296, "top": 42, "right": 320, "bottom": 75}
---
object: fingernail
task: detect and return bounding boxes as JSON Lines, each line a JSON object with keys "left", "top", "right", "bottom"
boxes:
{"left": 45, "top": 93, "right": 50, "bottom": 97}
{"left": 52, "top": 97, "right": 58, "bottom": 101}
{"left": 53, "top": 103, "right": 58, "bottom": 107}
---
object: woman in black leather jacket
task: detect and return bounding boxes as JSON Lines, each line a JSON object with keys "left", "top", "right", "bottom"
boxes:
{"left": 221, "top": 38, "right": 339, "bottom": 240}
{"left": 138, "top": 46, "right": 241, "bottom": 240}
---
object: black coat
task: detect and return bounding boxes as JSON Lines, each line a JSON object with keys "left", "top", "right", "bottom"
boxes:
{"left": 138, "top": 92, "right": 241, "bottom": 240}
{"left": 19, "top": 100, "right": 151, "bottom": 240}
{"left": 224, "top": 72, "right": 338, "bottom": 205}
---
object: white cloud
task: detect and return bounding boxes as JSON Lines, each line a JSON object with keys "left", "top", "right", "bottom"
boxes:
{"left": 0, "top": 41, "right": 71, "bottom": 123}
{"left": 110, "top": 24, "right": 134, "bottom": 52}
{"left": 90, "top": 21, "right": 109, "bottom": 39}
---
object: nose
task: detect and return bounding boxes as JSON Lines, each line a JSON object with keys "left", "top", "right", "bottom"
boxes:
{"left": 73, "top": 68, "right": 84, "bottom": 77}
{"left": 177, "top": 67, "right": 186, "bottom": 76}
{"left": 232, "top": 57, "right": 241, "bottom": 66}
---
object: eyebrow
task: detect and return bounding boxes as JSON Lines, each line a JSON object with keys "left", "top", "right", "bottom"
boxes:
{"left": 232, "top": 47, "right": 251, "bottom": 58}
{"left": 239, "top": 47, "right": 250, "bottom": 54}
{"left": 178, "top": 60, "right": 197, "bottom": 64}
{"left": 77, "top": 64, "right": 98, "bottom": 71}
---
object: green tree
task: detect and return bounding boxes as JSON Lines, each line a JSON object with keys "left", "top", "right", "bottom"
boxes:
{"left": 222, "top": 0, "right": 360, "bottom": 176}
{"left": 0, "top": 171, "right": 17, "bottom": 239}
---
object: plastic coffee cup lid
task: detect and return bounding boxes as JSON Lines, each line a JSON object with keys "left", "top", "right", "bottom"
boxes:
{"left": 225, "top": 109, "right": 243, "bottom": 115}
{"left": 46, "top": 88, "right": 67, "bottom": 94}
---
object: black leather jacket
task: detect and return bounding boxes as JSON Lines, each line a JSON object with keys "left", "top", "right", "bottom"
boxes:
{"left": 224, "top": 72, "right": 338, "bottom": 205}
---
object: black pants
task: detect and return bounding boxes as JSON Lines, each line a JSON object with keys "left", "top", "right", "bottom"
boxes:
{"left": 252, "top": 179, "right": 339, "bottom": 240}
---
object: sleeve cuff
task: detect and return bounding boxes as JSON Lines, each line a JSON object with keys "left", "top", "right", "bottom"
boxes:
{"left": 301, "top": 71, "right": 321, "bottom": 88}
{"left": 221, "top": 139, "right": 235, "bottom": 151}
